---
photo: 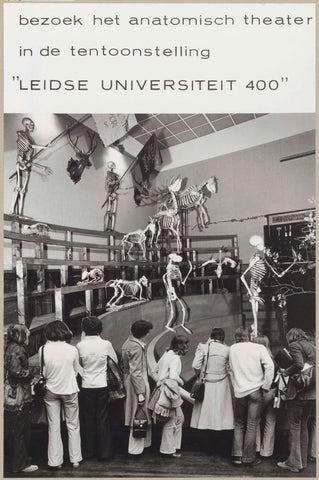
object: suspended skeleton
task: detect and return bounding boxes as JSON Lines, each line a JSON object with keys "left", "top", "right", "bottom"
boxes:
{"left": 78, "top": 268, "right": 104, "bottom": 285}
{"left": 11, "top": 118, "right": 52, "bottom": 216}
{"left": 163, "top": 253, "right": 193, "bottom": 334}
{"left": 102, "top": 161, "right": 121, "bottom": 231}
{"left": 200, "top": 249, "right": 237, "bottom": 290}
{"left": 241, "top": 235, "right": 298, "bottom": 338}
{"left": 168, "top": 176, "right": 218, "bottom": 231}
{"left": 152, "top": 178, "right": 182, "bottom": 252}
{"left": 121, "top": 219, "right": 156, "bottom": 260}
{"left": 106, "top": 276, "right": 148, "bottom": 307}
{"left": 23, "top": 222, "right": 51, "bottom": 237}
{"left": 67, "top": 127, "right": 97, "bottom": 184}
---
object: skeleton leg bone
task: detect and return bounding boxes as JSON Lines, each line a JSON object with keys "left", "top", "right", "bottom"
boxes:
{"left": 107, "top": 286, "right": 120, "bottom": 307}
{"left": 175, "top": 296, "right": 192, "bottom": 334}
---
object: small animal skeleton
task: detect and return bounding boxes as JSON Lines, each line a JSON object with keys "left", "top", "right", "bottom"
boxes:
{"left": 106, "top": 276, "right": 148, "bottom": 307}
{"left": 78, "top": 268, "right": 104, "bottom": 285}
{"left": 241, "top": 235, "right": 298, "bottom": 338}
{"left": 11, "top": 117, "right": 52, "bottom": 216}
{"left": 163, "top": 253, "right": 193, "bottom": 334}
{"left": 23, "top": 222, "right": 51, "bottom": 237}
{"left": 152, "top": 178, "right": 182, "bottom": 252}
{"left": 121, "top": 219, "right": 156, "bottom": 260}
{"left": 67, "top": 127, "right": 97, "bottom": 184}
{"left": 199, "top": 249, "right": 237, "bottom": 278}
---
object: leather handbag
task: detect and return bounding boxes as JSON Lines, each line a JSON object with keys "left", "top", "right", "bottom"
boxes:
{"left": 132, "top": 405, "right": 148, "bottom": 438}
{"left": 4, "top": 376, "right": 25, "bottom": 411}
{"left": 106, "top": 356, "right": 126, "bottom": 402}
{"left": 291, "top": 363, "right": 315, "bottom": 392}
{"left": 190, "top": 341, "right": 212, "bottom": 402}
{"left": 33, "top": 346, "right": 46, "bottom": 400}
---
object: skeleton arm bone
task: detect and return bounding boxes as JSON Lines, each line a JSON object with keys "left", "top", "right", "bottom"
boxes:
{"left": 181, "top": 260, "right": 193, "bottom": 285}
{"left": 264, "top": 251, "right": 297, "bottom": 279}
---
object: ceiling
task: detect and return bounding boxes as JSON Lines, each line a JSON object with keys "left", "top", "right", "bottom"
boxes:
{"left": 129, "top": 113, "right": 268, "bottom": 150}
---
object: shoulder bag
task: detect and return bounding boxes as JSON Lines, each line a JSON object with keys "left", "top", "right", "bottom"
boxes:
{"left": 190, "top": 341, "right": 211, "bottom": 402}
{"left": 106, "top": 356, "right": 126, "bottom": 402}
{"left": 33, "top": 346, "right": 46, "bottom": 400}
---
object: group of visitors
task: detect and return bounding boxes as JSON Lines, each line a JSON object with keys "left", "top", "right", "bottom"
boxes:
{"left": 4, "top": 318, "right": 316, "bottom": 475}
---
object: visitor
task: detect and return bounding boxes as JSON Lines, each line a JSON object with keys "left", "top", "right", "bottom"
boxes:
{"left": 4, "top": 324, "right": 38, "bottom": 474}
{"left": 229, "top": 327, "right": 274, "bottom": 466}
{"left": 121, "top": 319, "right": 154, "bottom": 455}
{"left": 41, "top": 320, "right": 82, "bottom": 470}
{"left": 277, "top": 328, "right": 316, "bottom": 473}
{"left": 77, "top": 316, "right": 118, "bottom": 461}
{"left": 190, "top": 327, "right": 234, "bottom": 455}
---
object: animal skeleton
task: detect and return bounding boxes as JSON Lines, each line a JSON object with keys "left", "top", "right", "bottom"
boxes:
{"left": 106, "top": 276, "right": 148, "bottom": 307}
{"left": 200, "top": 249, "right": 237, "bottom": 278}
{"left": 241, "top": 235, "right": 298, "bottom": 338}
{"left": 23, "top": 222, "right": 51, "bottom": 237}
{"left": 78, "top": 268, "right": 104, "bottom": 285}
{"left": 11, "top": 118, "right": 52, "bottom": 216}
{"left": 102, "top": 161, "right": 121, "bottom": 231}
{"left": 152, "top": 178, "right": 182, "bottom": 252}
{"left": 169, "top": 176, "right": 217, "bottom": 231}
{"left": 163, "top": 253, "right": 193, "bottom": 334}
{"left": 67, "top": 128, "right": 97, "bottom": 184}
{"left": 121, "top": 219, "right": 156, "bottom": 260}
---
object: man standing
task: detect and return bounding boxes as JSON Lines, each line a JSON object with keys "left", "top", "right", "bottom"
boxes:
{"left": 229, "top": 327, "right": 274, "bottom": 466}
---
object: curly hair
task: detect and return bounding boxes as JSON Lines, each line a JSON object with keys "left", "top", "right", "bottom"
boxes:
{"left": 6, "top": 323, "right": 30, "bottom": 346}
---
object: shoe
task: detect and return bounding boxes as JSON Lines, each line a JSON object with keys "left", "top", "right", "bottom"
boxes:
{"left": 243, "top": 458, "right": 262, "bottom": 466}
{"left": 173, "top": 452, "right": 182, "bottom": 458}
{"left": 308, "top": 456, "right": 316, "bottom": 462}
{"left": 72, "top": 462, "right": 80, "bottom": 468}
{"left": 277, "top": 461, "right": 300, "bottom": 473}
{"left": 232, "top": 456, "right": 242, "bottom": 465}
{"left": 21, "top": 465, "right": 39, "bottom": 473}
{"left": 48, "top": 464, "right": 62, "bottom": 471}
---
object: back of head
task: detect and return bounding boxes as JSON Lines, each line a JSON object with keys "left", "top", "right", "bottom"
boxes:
{"left": 131, "top": 320, "right": 153, "bottom": 339}
{"left": 45, "top": 320, "right": 73, "bottom": 343}
{"left": 210, "top": 327, "right": 225, "bottom": 343}
{"left": 234, "top": 327, "right": 249, "bottom": 343}
{"left": 169, "top": 335, "right": 189, "bottom": 355}
{"left": 252, "top": 335, "right": 272, "bottom": 357}
{"left": 286, "top": 328, "right": 307, "bottom": 345}
{"left": 81, "top": 316, "right": 102, "bottom": 336}
{"left": 6, "top": 323, "right": 29, "bottom": 347}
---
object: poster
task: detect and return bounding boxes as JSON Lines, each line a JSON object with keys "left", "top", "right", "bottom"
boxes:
{"left": 2, "top": 1, "right": 316, "bottom": 478}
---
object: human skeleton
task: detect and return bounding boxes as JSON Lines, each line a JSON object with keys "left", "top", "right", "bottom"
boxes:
{"left": 102, "top": 161, "right": 121, "bottom": 231}
{"left": 11, "top": 118, "right": 52, "bottom": 216}
{"left": 106, "top": 276, "right": 148, "bottom": 307}
{"left": 121, "top": 219, "right": 156, "bottom": 260}
{"left": 241, "top": 235, "right": 298, "bottom": 337}
{"left": 163, "top": 253, "right": 193, "bottom": 333}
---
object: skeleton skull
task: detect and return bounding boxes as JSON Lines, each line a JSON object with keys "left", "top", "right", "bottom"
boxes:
{"left": 22, "top": 117, "right": 35, "bottom": 133}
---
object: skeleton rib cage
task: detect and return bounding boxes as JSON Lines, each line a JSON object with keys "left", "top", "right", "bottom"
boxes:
{"left": 249, "top": 256, "right": 267, "bottom": 295}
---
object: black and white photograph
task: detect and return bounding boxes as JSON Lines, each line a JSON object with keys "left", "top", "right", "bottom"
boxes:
{"left": 3, "top": 112, "right": 316, "bottom": 477}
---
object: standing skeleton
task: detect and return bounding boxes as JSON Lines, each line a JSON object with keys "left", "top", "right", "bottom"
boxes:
{"left": 152, "top": 178, "right": 182, "bottom": 252}
{"left": 163, "top": 253, "right": 193, "bottom": 333}
{"left": 241, "top": 235, "right": 298, "bottom": 338}
{"left": 121, "top": 219, "right": 156, "bottom": 260}
{"left": 106, "top": 276, "right": 148, "bottom": 307}
{"left": 11, "top": 118, "right": 52, "bottom": 216}
{"left": 102, "top": 161, "right": 121, "bottom": 231}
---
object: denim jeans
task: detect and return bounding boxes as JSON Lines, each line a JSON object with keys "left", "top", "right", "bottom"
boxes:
{"left": 285, "top": 398, "right": 315, "bottom": 470}
{"left": 232, "top": 388, "right": 263, "bottom": 463}
{"left": 256, "top": 388, "right": 277, "bottom": 457}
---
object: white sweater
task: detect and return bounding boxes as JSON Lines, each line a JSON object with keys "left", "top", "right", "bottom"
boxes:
{"left": 156, "top": 350, "right": 183, "bottom": 386}
{"left": 229, "top": 342, "right": 274, "bottom": 398}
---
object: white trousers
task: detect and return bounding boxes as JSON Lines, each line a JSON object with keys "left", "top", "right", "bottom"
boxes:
{"left": 160, "top": 407, "right": 184, "bottom": 455}
{"left": 128, "top": 426, "right": 152, "bottom": 455}
{"left": 44, "top": 389, "right": 82, "bottom": 467}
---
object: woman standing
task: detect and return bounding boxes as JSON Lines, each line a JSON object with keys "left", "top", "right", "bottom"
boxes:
{"left": 41, "top": 320, "right": 82, "bottom": 470}
{"left": 121, "top": 320, "right": 153, "bottom": 455}
{"left": 154, "top": 335, "right": 189, "bottom": 457}
{"left": 4, "top": 324, "right": 38, "bottom": 474}
{"left": 77, "top": 316, "right": 118, "bottom": 460}
{"left": 277, "top": 328, "right": 316, "bottom": 473}
{"left": 190, "top": 327, "right": 234, "bottom": 449}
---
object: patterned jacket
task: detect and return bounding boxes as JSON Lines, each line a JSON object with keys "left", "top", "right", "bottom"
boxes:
{"left": 4, "top": 342, "right": 33, "bottom": 411}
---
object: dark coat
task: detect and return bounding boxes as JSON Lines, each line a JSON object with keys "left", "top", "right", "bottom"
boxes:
{"left": 4, "top": 342, "right": 33, "bottom": 411}
{"left": 286, "top": 339, "right": 315, "bottom": 400}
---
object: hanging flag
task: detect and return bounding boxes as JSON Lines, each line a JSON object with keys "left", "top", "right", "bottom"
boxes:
{"left": 136, "top": 133, "right": 163, "bottom": 183}
{"left": 92, "top": 114, "right": 138, "bottom": 147}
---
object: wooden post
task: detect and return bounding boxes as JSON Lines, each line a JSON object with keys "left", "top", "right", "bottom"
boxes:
{"left": 134, "top": 265, "right": 139, "bottom": 281}
{"left": 35, "top": 241, "right": 45, "bottom": 293}
{"left": 11, "top": 220, "right": 21, "bottom": 268}
{"left": 65, "top": 230, "right": 73, "bottom": 260}
{"left": 208, "top": 278, "right": 213, "bottom": 294}
{"left": 54, "top": 288, "right": 64, "bottom": 321}
{"left": 85, "top": 289, "right": 93, "bottom": 316}
{"left": 16, "top": 259, "right": 28, "bottom": 324}
{"left": 105, "top": 236, "right": 110, "bottom": 262}
{"left": 110, "top": 236, "right": 115, "bottom": 261}
{"left": 200, "top": 267, "right": 205, "bottom": 295}
{"left": 60, "top": 265, "right": 68, "bottom": 287}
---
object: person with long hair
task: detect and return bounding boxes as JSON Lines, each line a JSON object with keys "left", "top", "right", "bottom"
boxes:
{"left": 277, "top": 328, "right": 316, "bottom": 473}
{"left": 122, "top": 320, "right": 154, "bottom": 455}
{"left": 40, "top": 320, "right": 82, "bottom": 470}
{"left": 154, "top": 335, "right": 189, "bottom": 457}
{"left": 252, "top": 335, "right": 277, "bottom": 458}
{"left": 190, "top": 327, "right": 234, "bottom": 454}
{"left": 4, "top": 324, "right": 38, "bottom": 473}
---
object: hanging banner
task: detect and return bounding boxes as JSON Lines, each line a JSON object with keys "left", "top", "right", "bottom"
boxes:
{"left": 92, "top": 114, "right": 138, "bottom": 147}
{"left": 136, "top": 133, "right": 163, "bottom": 183}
